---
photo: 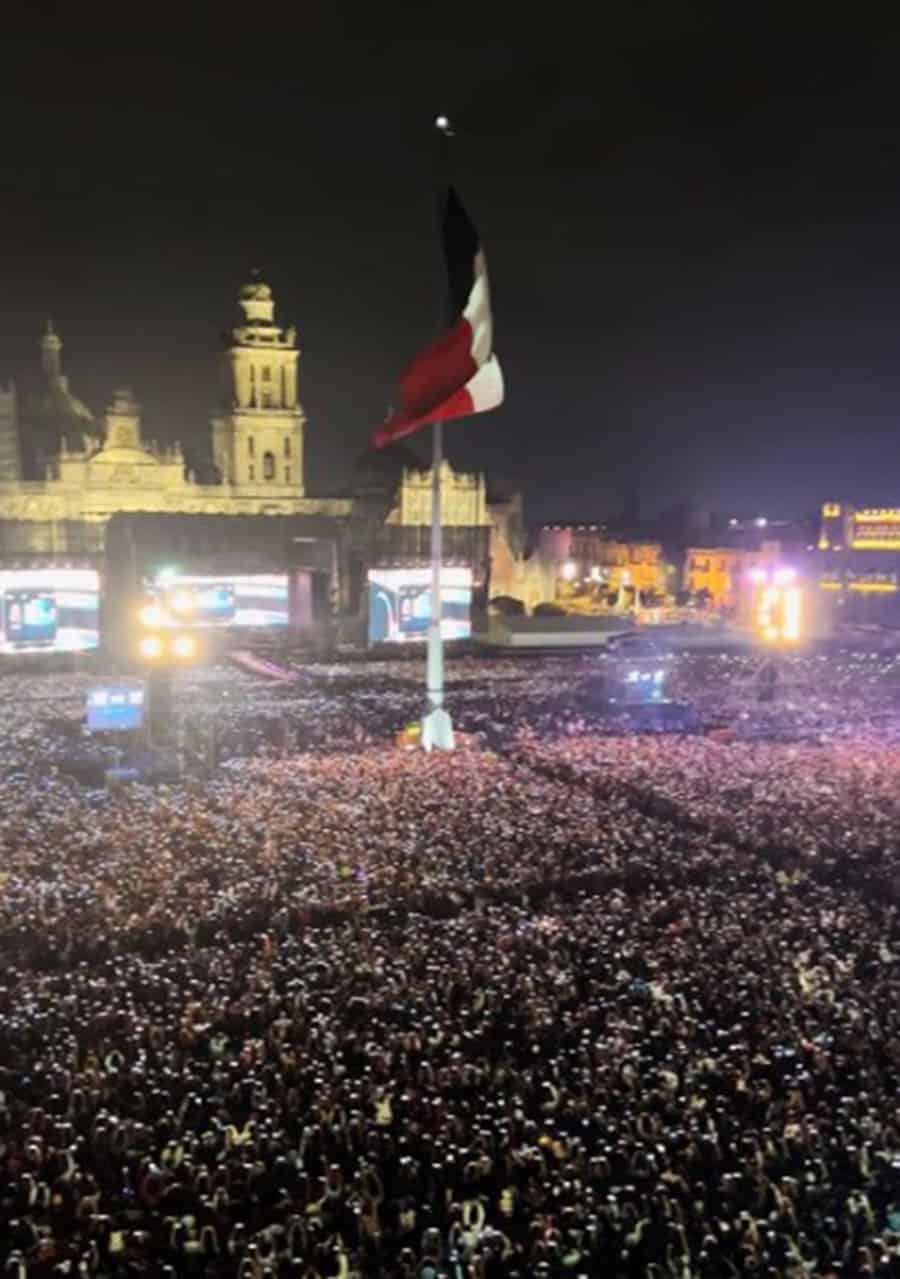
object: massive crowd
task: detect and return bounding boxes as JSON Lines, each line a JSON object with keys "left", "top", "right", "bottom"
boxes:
{"left": 4, "top": 652, "right": 900, "bottom": 1275}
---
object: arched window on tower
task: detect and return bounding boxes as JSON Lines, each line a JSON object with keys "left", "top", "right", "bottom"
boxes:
{"left": 248, "top": 436, "right": 255, "bottom": 457}
{"left": 284, "top": 437, "right": 291, "bottom": 457}
{"left": 263, "top": 451, "right": 275, "bottom": 481}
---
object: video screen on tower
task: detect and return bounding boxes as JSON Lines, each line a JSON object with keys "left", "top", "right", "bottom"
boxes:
{"left": 367, "top": 567, "right": 473, "bottom": 645}
{"left": 86, "top": 683, "right": 146, "bottom": 732}
{"left": 144, "top": 572, "right": 289, "bottom": 629}
{"left": 0, "top": 568, "right": 100, "bottom": 654}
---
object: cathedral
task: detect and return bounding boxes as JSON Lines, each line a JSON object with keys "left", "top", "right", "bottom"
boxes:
{"left": 0, "top": 278, "right": 498, "bottom": 560}
{"left": 0, "top": 277, "right": 558, "bottom": 637}
{"left": 0, "top": 280, "right": 356, "bottom": 557}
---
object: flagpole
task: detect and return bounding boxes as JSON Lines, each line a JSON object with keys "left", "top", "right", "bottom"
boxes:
{"left": 423, "top": 417, "right": 454, "bottom": 750}
{"left": 421, "top": 113, "right": 457, "bottom": 752}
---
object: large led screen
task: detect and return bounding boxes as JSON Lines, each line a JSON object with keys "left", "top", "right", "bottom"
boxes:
{"left": 367, "top": 567, "right": 472, "bottom": 644}
{"left": 146, "top": 573, "right": 289, "bottom": 629}
{"left": 0, "top": 568, "right": 99, "bottom": 654}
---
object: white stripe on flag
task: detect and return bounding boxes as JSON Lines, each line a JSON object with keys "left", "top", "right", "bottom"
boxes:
{"left": 466, "top": 354, "right": 504, "bottom": 413}
{"left": 464, "top": 250, "right": 494, "bottom": 366}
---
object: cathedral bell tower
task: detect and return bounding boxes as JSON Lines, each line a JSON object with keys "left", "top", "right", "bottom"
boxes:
{"left": 211, "top": 277, "right": 305, "bottom": 494}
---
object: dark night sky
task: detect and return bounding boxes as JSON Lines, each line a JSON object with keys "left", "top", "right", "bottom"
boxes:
{"left": 3, "top": 4, "right": 900, "bottom": 522}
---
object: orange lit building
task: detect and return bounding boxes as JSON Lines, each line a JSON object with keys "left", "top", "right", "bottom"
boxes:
{"left": 683, "top": 543, "right": 786, "bottom": 610}
{"left": 539, "top": 524, "right": 667, "bottom": 598}
{"left": 597, "top": 539, "right": 666, "bottom": 595}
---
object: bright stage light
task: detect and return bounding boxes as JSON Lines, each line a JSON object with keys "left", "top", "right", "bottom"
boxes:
{"left": 752, "top": 570, "right": 804, "bottom": 645}
{"left": 169, "top": 589, "right": 195, "bottom": 615}
{"left": 749, "top": 567, "right": 767, "bottom": 584}
{"left": 783, "top": 586, "right": 801, "bottom": 641}
{"left": 137, "top": 602, "right": 164, "bottom": 628}
{"left": 156, "top": 566, "right": 180, "bottom": 586}
{"left": 172, "top": 634, "right": 196, "bottom": 659}
{"left": 139, "top": 635, "right": 163, "bottom": 660}
{"left": 561, "top": 560, "right": 577, "bottom": 581}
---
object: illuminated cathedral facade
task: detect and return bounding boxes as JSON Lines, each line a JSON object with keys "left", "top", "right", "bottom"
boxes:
{"left": 0, "top": 279, "right": 494, "bottom": 559}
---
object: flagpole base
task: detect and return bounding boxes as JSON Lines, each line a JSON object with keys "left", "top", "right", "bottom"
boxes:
{"left": 422, "top": 706, "right": 454, "bottom": 752}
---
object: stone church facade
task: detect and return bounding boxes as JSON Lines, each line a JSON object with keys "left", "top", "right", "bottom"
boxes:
{"left": 0, "top": 279, "right": 494, "bottom": 564}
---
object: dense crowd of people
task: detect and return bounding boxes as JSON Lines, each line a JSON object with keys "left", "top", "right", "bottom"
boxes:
{"left": 4, "top": 652, "right": 900, "bottom": 1275}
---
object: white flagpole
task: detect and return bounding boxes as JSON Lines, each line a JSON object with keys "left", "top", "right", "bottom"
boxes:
{"left": 422, "top": 418, "right": 454, "bottom": 750}
{"left": 422, "top": 114, "right": 457, "bottom": 751}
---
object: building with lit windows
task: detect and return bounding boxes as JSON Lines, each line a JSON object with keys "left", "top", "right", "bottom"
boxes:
{"left": 818, "top": 502, "right": 900, "bottom": 619}
{"left": 539, "top": 524, "right": 667, "bottom": 598}
{"left": 683, "top": 543, "right": 787, "bottom": 610}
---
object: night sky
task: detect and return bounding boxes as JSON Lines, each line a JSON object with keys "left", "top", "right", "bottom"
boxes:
{"left": 2, "top": 5, "right": 900, "bottom": 522}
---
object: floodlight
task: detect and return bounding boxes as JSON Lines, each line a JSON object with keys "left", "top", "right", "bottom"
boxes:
{"left": 138, "top": 603, "right": 164, "bottom": 628}
{"left": 172, "top": 634, "right": 196, "bottom": 659}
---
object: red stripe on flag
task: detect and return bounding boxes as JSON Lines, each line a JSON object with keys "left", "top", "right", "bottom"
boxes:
{"left": 397, "top": 317, "right": 476, "bottom": 417}
{"left": 373, "top": 356, "right": 503, "bottom": 448}
{"left": 373, "top": 318, "right": 477, "bottom": 447}
{"left": 372, "top": 385, "right": 475, "bottom": 448}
